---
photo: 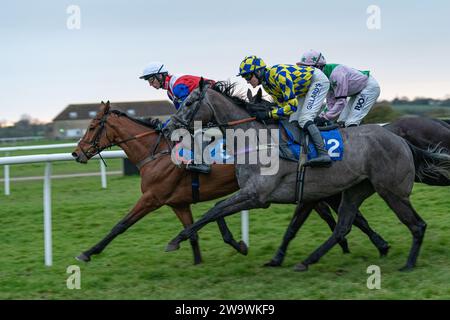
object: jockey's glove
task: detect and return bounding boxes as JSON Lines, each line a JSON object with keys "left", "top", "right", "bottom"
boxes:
{"left": 253, "top": 111, "right": 271, "bottom": 122}
{"left": 314, "top": 116, "right": 332, "bottom": 127}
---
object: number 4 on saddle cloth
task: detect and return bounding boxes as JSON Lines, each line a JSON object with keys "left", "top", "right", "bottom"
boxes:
{"left": 279, "top": 120, "right": 344, "bottom": 162}
{"left": 173, "top": 138, "right": 231, "bottom": 164}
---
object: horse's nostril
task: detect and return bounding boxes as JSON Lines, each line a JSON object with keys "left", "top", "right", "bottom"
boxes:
{"left": 72, "top": 152, "right": 78, "bottom": 158}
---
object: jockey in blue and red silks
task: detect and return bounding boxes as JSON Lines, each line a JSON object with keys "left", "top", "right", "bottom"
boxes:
{"left": 140, "top": 61, "right": 213, "bottom": 110}
{"left": 140, "top": 61, "right": 213, "bottom": 173}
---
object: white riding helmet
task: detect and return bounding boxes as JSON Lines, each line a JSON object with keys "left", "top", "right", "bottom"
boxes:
{"left": 139, "top": 61, "right": 169, "bottom": 80}
{"left": 296, "top": 50, "right": 327, "bottom": 68}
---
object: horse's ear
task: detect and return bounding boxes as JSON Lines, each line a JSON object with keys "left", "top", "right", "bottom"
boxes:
{"left": 100, "top": 100, "right": 110, "bottom": 113}
{"left": 255, "top": 88, "right": 263, "bottom": 103}
{"left": 247, "top": 89, "right": 253, "bottom": 102}
{"left": 199, "top": 77, "right": 205, "bottom": 90}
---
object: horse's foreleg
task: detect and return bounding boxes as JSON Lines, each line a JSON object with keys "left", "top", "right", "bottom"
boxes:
{"left": 314, "top": 200, "right": 350, "bottom": 254}
{"left": 296, "top": 183, "right": 373, "bottom": 272}
{"left": 166, "top": 190, "right": 264, "bottom": 252}
{"left": 264, "top": 202, "right": 315, "bottom": 267}
{"left": 171, "top": 205, "right": 203, "bottom": 265}
{"left": 76, "top": 192, "right": 161, "bottom": 262}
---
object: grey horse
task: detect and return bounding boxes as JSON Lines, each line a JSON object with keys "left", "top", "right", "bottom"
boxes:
{"left": 164, "top": 80, "right": 450, "bottom": 271}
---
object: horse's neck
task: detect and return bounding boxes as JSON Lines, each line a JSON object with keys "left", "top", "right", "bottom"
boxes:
{"left": 211, "top": 94, "right": 277, "bottom": 131}
{"left": 209, "top": 92, "right": 257, "bottom": 124}
{"left": 113, "top": 117, "right": 165, "bottom": 165}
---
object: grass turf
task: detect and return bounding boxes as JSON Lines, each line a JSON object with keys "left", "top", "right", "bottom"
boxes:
{"left": 0, "top": 174, "right": 449, "bottom": 299}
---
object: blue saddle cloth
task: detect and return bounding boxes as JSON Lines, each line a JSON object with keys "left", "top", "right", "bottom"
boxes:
{"left": 280, "top": 123, "right": 344, "bottom": 161}
{"left": 175, "top": 138, "right": 230, "bottom": 163}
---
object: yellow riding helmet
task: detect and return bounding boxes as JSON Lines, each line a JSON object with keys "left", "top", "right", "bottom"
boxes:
{"left": 238, "top": 55, "right": 267, "bottom": 76}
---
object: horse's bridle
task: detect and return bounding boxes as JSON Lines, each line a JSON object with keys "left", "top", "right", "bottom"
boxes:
{"left": 79, "top": 112, "right": 114, "bottom": 162}
{"left": 78, "top": 110, "right": 167, "bottom": 168}
{"left": 170, "top": 85, "right": 223, "bottom": 133}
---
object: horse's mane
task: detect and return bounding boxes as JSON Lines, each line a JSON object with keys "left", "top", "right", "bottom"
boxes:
{"left": 211, "top": 81, "right": 248, "bottom": 109}
{"left": 110, "top": 109, "right": 162, "bottom": 129}
{"left": 211, "top": 81, "right": 276, "bottom": 112}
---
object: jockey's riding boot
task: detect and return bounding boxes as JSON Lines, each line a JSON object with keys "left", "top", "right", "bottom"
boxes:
{"left": 186, "top": 163, "right": 211, "bottom": 174}
{"left": 304, "top": 122, "right": 332, "bottom": 168}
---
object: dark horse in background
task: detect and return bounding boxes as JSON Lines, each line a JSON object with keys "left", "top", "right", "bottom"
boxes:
{"left": 385, "top": 116, "right": 450, "bottom": 151}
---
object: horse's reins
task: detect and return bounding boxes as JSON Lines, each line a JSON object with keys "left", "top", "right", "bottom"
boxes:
{"left": 217, "top": 117, "right": 257, "bottom": 127}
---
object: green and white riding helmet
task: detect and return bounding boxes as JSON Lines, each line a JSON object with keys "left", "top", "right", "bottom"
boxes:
{"left": 297, "top": 50, "right": 327, "bottom": 68}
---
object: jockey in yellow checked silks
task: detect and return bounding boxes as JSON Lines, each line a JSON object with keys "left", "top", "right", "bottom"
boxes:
{"left": 238, "top": 55, "right": 332, "bottom": 167}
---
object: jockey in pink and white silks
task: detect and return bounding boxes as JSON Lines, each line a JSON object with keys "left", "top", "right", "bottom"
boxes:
{"left": 297, "top": 50, "right": 381, "bottom": 127}
{"left": 140, "top": 61, "right": 213, "bottom": 173}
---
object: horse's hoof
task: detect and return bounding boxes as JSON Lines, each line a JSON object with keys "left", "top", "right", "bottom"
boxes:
{"left": 166, "top": 242, "right": 180, "bottom": 252}
{"left": 379, "top": 245, "right": 391, "bottom": 257}
{"left": 264, "top": 260, "right": 282, "bottom": 267}
{"left": 75, "top": 253, "right": 90, "bottom": 262}
{"left": 294, "top": 263, "right": 308, "bottom": 272}
{"left": 340, "top": 241, "right": 350, "bottom": 254}
{"left": 193, "top": 259, "right": 202, "bottom": 265}
{"left": 399, "top": 265, "right": 414, "bottom": 272}
{"left": 238, "top": 241, "right": 248, "bottom": 256}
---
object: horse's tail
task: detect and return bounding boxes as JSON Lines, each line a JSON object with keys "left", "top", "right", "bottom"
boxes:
{"left": 407, "top": 142, "right": 450, "bottom": 186}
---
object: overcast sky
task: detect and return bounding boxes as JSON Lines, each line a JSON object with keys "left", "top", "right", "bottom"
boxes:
{"left": 1, "top": 0, "right": 450, "bottom": 123}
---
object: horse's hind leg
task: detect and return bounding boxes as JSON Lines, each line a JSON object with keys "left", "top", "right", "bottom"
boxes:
{"left": 326, "top": 190, "right": 390, "bottom": 257}
{"left": 172, "top": 205, "right": 248, "bottom": 262}
{"left": 353, "top": 210, "right": 390, "bottom": 256}
{"left": 264, "top": 202, "right": 315, "bottom": 267}
{"left": 296, "top": 182, "right": 374, "bottom": 271}
{"left": 76, "top": 192, "right": 161, "bottom": 262}
{"left": 172, "top": 205, "right": 203, "bottom": 265}
{"left": 217, "top": 218, "right": 248, "bottom": 255}
{"left": 377, "top": 191, "right": 427, "bottom": 271}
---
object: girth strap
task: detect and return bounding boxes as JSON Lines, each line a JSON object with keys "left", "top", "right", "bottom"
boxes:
{"left": 295, "top": 135, "right": 309, "bottom": 203}
{"left": 191, "top": 172, "right": 200, "bottom": 203}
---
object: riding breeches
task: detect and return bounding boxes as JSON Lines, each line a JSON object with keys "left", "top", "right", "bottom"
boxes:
{"left": 337, "top": 76, "right": 381, "bottom": 127}
{"left": 290, "top": 68, "right": 330, "bottom": 128}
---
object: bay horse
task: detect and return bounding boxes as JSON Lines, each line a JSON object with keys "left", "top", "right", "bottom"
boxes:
{"left": 72, "top": 101, "right": 243, "bottom": 264}
{"left": 165, "top": 80, "right": 450, "bottom": 271}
